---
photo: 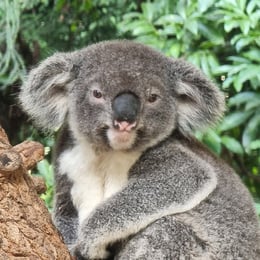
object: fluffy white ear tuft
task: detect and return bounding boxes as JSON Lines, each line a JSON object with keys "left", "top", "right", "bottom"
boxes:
{"left": 19, "top": 52, "right": 77, "bottom": 131}
{"left": 169, "top": 59, "right": 225, "bottom": 134}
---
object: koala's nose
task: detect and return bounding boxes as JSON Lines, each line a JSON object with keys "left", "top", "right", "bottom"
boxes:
{"left": 112, "top": 92, "right": 140, "bottom": 130}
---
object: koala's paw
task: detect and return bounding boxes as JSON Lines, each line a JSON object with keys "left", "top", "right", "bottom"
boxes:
{"left": 71, "top": 244, "right": 87, "bottom": 260}
{"left": 73, "top": 249, "right": 87, "bottom": 260}
{"left": 72, "top": 241, "right": 110, "bottom": 260}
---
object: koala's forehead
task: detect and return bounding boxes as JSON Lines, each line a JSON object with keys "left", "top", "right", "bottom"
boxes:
{"left": 76, "top": 40, "right": 167, "bottom": 75}
{"left": 69, "top": 41, "right": 173, "bottom": 95}
{"left": 74, "top": 68, "right": 166, "bottom": 97}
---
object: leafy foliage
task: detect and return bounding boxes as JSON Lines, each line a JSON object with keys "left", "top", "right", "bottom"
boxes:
{"left": 36, "top": 159, "right": 54, "bottom": 211}
{"left": 19, "top": 0, "right": 137, "bottom": 60}
{"left": 0, "top": 0, "right": 25, "bottom": 89}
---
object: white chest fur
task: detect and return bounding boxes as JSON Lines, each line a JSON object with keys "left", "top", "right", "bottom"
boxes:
{"left": 58, "top": 142, "right": 141, "bottom": 224}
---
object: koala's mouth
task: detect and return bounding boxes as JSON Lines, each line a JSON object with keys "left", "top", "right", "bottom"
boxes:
{"left": 106, "top": 126, "right": 137, "bottom": 151}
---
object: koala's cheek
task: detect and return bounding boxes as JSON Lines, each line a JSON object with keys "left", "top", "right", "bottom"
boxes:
{"left": 106, "top": 129, "right": 137, "bottom": 150}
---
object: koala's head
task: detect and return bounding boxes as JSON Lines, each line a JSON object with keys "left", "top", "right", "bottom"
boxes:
{"left": 19, "top": 40, "right": 225, "bottom": 151}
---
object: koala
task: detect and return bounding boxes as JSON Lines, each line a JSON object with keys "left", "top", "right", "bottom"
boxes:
{"left": 19, "top": 40, "right": 260, "bottom": 259}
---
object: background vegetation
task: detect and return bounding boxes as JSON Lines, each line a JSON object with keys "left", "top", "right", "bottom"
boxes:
{"left": 0, "top": 0, "right": 259, "bottom": 213}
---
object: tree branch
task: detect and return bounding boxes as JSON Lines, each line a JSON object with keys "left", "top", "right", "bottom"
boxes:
{"left": 0, "top": 126, "right": 72, "bottom": 259}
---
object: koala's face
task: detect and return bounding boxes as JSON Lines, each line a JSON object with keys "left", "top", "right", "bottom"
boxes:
{"left": 69, "top": 65, "right": 176, "bottom": 151}
{"left": 20, "top": 40, "right": 224, "bottom": 152}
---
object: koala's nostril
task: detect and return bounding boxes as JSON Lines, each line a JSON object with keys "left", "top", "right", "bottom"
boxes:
{"left": 114, "top": 120, "right": 137, "bottom": 132}
{"left": 112, "top": 92, "right": 140, "bottom": 124}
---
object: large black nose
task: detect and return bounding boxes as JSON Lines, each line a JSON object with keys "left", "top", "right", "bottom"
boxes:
{"left": 112, "top": 92, "right": 140, "bottom": 123}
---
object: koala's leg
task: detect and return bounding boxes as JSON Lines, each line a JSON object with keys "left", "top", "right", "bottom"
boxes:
{"left": 115, "top": 216, "right": 213, "bottom": 260}
{"left": 52, "top": 172, "right": 79, "bottom": 250}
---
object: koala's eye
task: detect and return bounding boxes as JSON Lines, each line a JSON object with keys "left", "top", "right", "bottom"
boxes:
{"left": 93, "top": 89, "right": 103, "bottom": 99}
{"left": 148, "top": 93, "right": 158, "bottom": 103}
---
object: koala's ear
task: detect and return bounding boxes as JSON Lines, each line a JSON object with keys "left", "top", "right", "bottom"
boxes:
{"left": 168, "top": 59, "right": 225, "bottom": 134}
{"left": 19, "top": 52, "right": 78, "bottom": 131}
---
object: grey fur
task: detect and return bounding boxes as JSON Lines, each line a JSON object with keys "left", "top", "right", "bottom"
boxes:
{"left": 19, "top": 40, "right": 260, "bottom": 259}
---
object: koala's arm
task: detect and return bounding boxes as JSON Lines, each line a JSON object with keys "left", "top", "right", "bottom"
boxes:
{"left": 52, "top": 171, "right": 79, "bottom": 249}
{"left": 73, "top": 140, "right": 217, "bottom": 259}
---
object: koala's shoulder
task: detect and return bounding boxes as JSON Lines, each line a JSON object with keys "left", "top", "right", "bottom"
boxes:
{"left": 54, "top": 125, "right": 76, "bottom": 159}
{"left": 129, "top": 133, "right": 203, "bottom": 175}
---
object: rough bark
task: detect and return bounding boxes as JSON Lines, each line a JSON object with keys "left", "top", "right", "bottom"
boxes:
{"left": 0, "top": 126, "right": 72, "bottom": 259}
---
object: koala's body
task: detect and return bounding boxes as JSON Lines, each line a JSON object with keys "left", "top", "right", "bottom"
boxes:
{"left": 20, "top": 40, "right": 260, "bottom": 259}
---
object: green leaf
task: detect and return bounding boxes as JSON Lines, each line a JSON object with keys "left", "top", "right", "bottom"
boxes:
{"left": 221, "top": 136, "right": 244, "bottom": 154}
{"left": 135, "top": 35, "right": 164, "bottom": 50}
{"left": 238, "top": 0, "right": 247, "bottom": 11}
{"left": 176, "top": 0, "right": 187, "bottom": 19}
{"left": 168, "top": 42, "right": 182, "bottom": 57}
{"left": 234, "top": 37, "right": 252, "bottom": 51}
{"left": 233, "top": 76, "right": 243, "bottom": 92}
{"left": 224, "top": 20, "right": 240, "bottom": 32}
{"left": 250, "top": 140, "right": 260, "bottom": 150}
{"left": 122, "top": 12, "right": 142, "bottom": 21}
{"left": 243, "top": 49, "right": 260, "bottom": 62}
{"left": 36, "top": 159, "right": 54, "bottom": 187}
{"left": 241, "top": 19, "right": 252, "bottom": 35}
{"left": 246, "top": 0, "right": 259, "bottom": 14}
{"left": 159, "top": 25, "right": 178, "bottom": 37}
{"left": 207, "top": 53, "right": 220, "bottom": 71}
{"left": 222, "top": 76, "right": 234, "bottom": 89}
{"left": 237, "top": 65, "right": 260, "bottom": 87}
{"left": 227, "top": 56, "right": 250, "bottom": 63}
{"left": 214, "top": 65, "right": 233, "bottom": 74}
{"left": 132, "top": 22, "right": 155, "bottom": 36}
{"left": 200, "top": 52, "right": 211, "bottom": 76}
{"left": 186, "top": 19, "right": 198, "bottom": 35}
{"left": 198, "top": 23, "right": 224, "bottom": 45}
{"left": 228, "top": 92, "right": 256, "bottom": 106}
{"left": 242, "top": 113, "right": 260, "bottom": 150}
{"left": 203, "top": 129, "right": 222, "bottom": 154}
{"left": 187, "top": 52, "right": 202, "bottom": 68}
{"left": 141, "top": 3, "right": 156, "bottom": 22}
{"left": 155, "top": 14, "right": 183, "bottom": 25}
{"left": 219, "top": 111, "right": 253, "bottom": 131}
{"left": 120, "top": 19, "right": 145, "bottom": 31}
{"left": 255, "top": 202, "right": 260, "bottom": 216}
{"left": 250, "top": 10, "right": 260, "bottom": 27}
{"left": 245, "top": 98, "right": 260, "bottom": 110}
{"left": 198, "top": 0, "right": 215, "bottom": 13}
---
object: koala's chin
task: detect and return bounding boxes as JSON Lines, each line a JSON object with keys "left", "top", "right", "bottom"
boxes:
{"left": 106, "top": 127, "right": 137, "bottom": 150}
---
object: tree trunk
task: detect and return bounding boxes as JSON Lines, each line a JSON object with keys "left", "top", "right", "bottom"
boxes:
{"left": 0, "top": 126, "right": 72, "bottom": 259}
